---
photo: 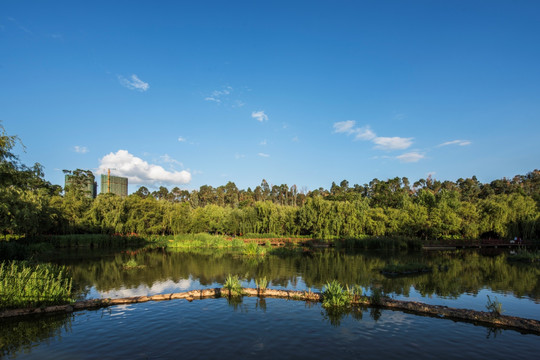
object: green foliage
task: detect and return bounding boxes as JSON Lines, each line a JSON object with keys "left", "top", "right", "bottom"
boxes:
{"left": 123, "top": 258, "right": 145, "bottom": 269}
{"left": 370, "top": 287, "right": 383, "bottom": 305}
{"left": 322, "top": 280, "right": 352, "bottom": 308}
{"left": 345, "top": 284, "right": 366, "bottom": 303}
{"left": 223, "top": 274, "right": 243, "bottom": 296}
{"left": 2, "top": 124, "right": 540, "bottom": 243}
{"left": 255, "top": 276, "right": 268, "bottom": 290}
{"left": 242, "top": 242, "right": 267, "bottom": 257}
{"left": 0, "top": 261, "right": 73, "bottom": 309}
{"left": 485, "top": 295, "right": 503, "bottom": 316}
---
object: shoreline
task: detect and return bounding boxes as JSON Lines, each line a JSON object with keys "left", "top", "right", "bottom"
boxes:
{"left": 1, "top": 287, "right": 539, "bottom": 334}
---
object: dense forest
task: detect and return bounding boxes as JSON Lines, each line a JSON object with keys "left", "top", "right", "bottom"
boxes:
{"left": 2, "top": 125, "right": 540, "bottom": 240}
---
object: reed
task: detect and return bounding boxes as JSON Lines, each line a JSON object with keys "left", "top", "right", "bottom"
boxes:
{"left": 255, "top": 276, "right": 268, "bottom": 291}
{"left": 223, "top": 274, "right": 243, "bottom": 296}
{"left": 164, "top": 233, "right": 239, "bottom": 249}
{"left": 242, "top": 242, "right": 267, "bottom": 257}
{"left": 0, "top": 261, "right": 73, "bottom": 310}
{"left": 486, "top": 295, "right": 503, "bottom": 316}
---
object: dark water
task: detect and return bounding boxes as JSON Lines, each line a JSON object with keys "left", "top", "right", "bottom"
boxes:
{"left": 2, "top": 248, "right": 539, "bottom": 358}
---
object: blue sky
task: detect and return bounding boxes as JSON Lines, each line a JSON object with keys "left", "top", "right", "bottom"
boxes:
{"left": 1, "top": 0, "right": 539, "bottom": 193}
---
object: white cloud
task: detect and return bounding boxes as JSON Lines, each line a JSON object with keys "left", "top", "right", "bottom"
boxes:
{"left": 292, "top": 136, "right": 299, "bottom": 142}
{"left": 178, "top": 136, "right": 186, "bottom": 142}
{"left": 205, "top": 86, "right": 233, "bottom": 103}
{"left": 354, "top": 126, "right": 376, "bottom": 141}
{"left": 396, "top": 152, "right": 425, "bottom": 163}
{"left": 438, "top": 139, "right": 472, "bottom": 147}
{"left": 252, "top": 111, "right": 268, "bottom": 122}
{"left": 97, "top": 150, "right": 191, "bottom": 185}
{"left": 258, "top": 152, "right": 270, "bottom": 158}
{"left": 159, "top": 154, "right": 183, "bottom": 167}
{"left": 333, "top": 120, "right": 356, "bottom": 134}
{"left": 74, "top": 146, "right": 88, "bottom": 154}
{"left": 373, "top": 136, "right": 413, "bottom": 151}
{"left": 118, "top": 74, "right": 149, "bottom": 92}
{"left": 235, "top": 153, "right": 245, "bottom": 159}
{"left": 333, "top": 121, "right": 413, "bottom": 151}
{"left": 260, "top": 139, "right": 267, "bottom": 145}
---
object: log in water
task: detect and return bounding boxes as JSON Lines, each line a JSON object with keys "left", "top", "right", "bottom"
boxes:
{"left": 1, "top": 288, "right": 539, "bottom": 334}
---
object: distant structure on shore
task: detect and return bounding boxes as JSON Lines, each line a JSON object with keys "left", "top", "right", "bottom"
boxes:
{"left": 100, "top": 173, "right": 128, "bottom": 197}
{"left": 64, "top": 171, "right": 97, "bottom": 198}
{"left": 64, "top": 169, "right": 128, "bottom": 197}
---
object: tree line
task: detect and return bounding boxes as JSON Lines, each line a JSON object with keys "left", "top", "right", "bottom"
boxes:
{"left": 1, "top": 124, "right": 539, "bottom": 240}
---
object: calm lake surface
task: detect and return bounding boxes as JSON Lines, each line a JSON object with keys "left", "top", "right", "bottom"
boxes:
{"left": 2, "top": 248, "right": 539, "bottom": 359}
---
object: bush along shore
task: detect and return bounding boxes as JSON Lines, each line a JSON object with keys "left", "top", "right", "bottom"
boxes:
{"left": 1, "top": 285, "right": 539, "bottom": 335}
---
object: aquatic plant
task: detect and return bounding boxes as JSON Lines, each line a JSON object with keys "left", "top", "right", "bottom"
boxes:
{"left": 486, "top": 295, "right": 503, "bottom": 316}
{"left": 322, "top": 280, "right": 352, "bottom": 308}
{"left": 370, "top": 287, "right": 383, "bottom": 306}
{"left": 0, "top": 261, "right": 73, "bottom": 310}
{"left": 243, "top": 242, "right": 267, "bottom": 257}
{"left": 348, "top": 284, "right": 366, "bottom": 303}
{"left": 223, "top": 274, "right": 243, "bottom": 296}
{"left": 123, "top": 258, "right": 145, "bottom": 269}
{"left": 255, "top": 276, "right": 268, "bottom": 291}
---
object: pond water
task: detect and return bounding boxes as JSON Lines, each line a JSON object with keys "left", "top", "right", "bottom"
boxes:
{"left": 1, "top": 248, "right": 539, "bottom": 358}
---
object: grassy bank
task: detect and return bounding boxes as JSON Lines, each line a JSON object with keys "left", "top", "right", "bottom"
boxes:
{"left": 0, "top": 261, "right": 73, "bottom": 310}
{"left": 0, "top": 233, "right": 482, "bottom": 262}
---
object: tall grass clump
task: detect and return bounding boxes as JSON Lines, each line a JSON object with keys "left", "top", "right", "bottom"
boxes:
{"left": 255, "top": 276, "right": 268, "bottom": 292}
{"left": 322, "top": 280, "right": 352, "bottom": 308}
{"left": 242, "top": 242, "right": 267, "bottom": 257}
{"left": 166, "top": 233, "right": 232, "bottom": 248}
{"left": 223, "top": 274, "right": 243, "bottom": 296}
{"left": 486, "top": 295, "right": 503, "bottom": 316}
{"left": 0, "top": 261, "right": 73, "bottom": 310}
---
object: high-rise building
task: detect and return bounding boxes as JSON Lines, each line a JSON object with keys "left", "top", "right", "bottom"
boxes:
{"left": 64, "top": 171, "right": 97, "bottom": 198}
{"left": 100, "top": 174, "right": 128, "bottom": 197}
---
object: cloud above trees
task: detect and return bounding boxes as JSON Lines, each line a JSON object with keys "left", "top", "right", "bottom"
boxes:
{"left": 97, "top": 150, "right": 191, "bottom": 185}
{"left": 333, "top": 121, "right": 413, "bottom": 151}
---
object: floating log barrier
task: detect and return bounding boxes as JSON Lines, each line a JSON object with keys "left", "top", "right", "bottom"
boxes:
{"left": 1, "top": 288, "right": 539, "bottom": 334}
